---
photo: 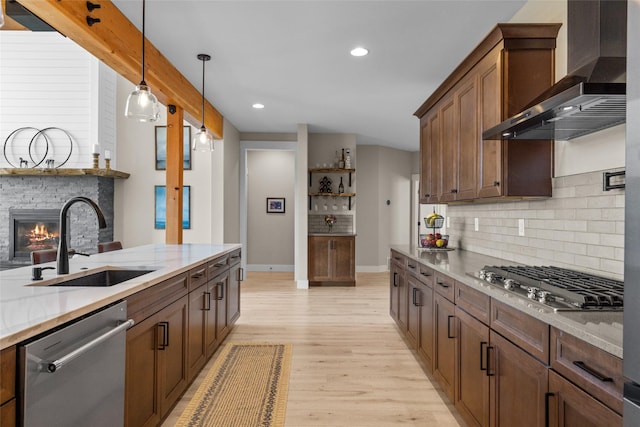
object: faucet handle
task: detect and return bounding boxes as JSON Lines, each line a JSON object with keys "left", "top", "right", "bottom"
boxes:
{"left": 32, "top": 266, "right": 55, "bottom": 281}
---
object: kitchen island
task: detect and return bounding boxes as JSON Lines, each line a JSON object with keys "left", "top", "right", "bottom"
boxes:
{"left": 390, "top": 245, "right": 623, "bottom": 427}
{"left": 0, "top": 243, "right": 242, "bottom": 426}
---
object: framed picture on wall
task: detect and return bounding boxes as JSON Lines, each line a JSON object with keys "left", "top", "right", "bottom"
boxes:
{"left": 266, "top": 197, "right": 285, "bottom": 213}
{"left": 155, "top": 185, "right": 191, "bottom": 229}
{"left": 155, "top": 126, "right": 192, "bottom": 170}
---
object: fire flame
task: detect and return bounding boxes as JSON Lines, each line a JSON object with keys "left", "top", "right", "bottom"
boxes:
{"left": 27, "top": 223, "right": 58, "bottom": 243}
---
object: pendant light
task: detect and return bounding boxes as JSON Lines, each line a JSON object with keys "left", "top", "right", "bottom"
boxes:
{"left": 193, "top": 53, "right": 215, "bottom": 152}
{"left": 125, "top": 0, "right": 160, "bottom": 122}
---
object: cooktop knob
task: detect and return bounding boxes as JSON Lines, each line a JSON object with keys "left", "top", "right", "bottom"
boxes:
{"left": 504, "top": 278, "right": 517, "bottom": 290}
{"left": 485, "top": 272, "right": 496, "bottom": 284}
{"left": 527, "top": 287, "right": 540, "bottom": 300}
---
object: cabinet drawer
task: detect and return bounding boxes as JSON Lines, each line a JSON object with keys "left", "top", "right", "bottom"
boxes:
{"left": 0, "top": 346, "right": 16, "bottom": 404}
{"left": 207, "top": 255, "right": 229, "bottom": 279}
{"left": 434, "top": 272, "right": 455, "bottom": 302}
{"left": 490, "top": 299, "right": 549, "bottom": 364}
{"left": 127, "top": 273, "right": 189, "bottom": 323}
{"left": 390, "top": 250, "right": 405, "bottom": 268}
{"left": 417, "top": 264, "right": 434, "bottom": 287}
{"left": 405, "top": 258, "right": 419, "bottom": 276}
{"left": 455, "top": 282, "right": 490, "bottom": 325}
{"left": 551, "top": 327, "right": 623, "bottom": 414}
{"left": 229, "top": 249, "right": 242, "bottom": 266}
{"left": 188, "top": 263, "right": 208, "bottom": 292}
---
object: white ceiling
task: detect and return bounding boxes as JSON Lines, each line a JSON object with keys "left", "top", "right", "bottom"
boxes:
{"left": 112, "top": 0, "right": 526, "bottom": 151}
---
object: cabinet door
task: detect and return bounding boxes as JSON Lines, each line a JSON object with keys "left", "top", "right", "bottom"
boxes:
{"left": 214, "top": 272, "right": 230, "bottom": 344}
{"left": 125, "top": 313, "right": 161, "bottom": 427}
{"left": 308, "top": 237, "right": 331, "bottom": 281}
{"left": 390, "top": 262, "right": 402, "bottom": 322}
{"left": 439, "top": 96, "right": 458, "bottom": 202}
{"left": 187, "top": 285, "right": 208, "bottom": 382}
{"left": 396, "top": 267, "right": 409, "bottom": 333}
{"left": 477, "top": 47, "right": 503, "bottom": 199}
{"left": 419, "top": 119, "right": 431, "bottom": 204}
{"left": 417, "top": 282, "right": 434, "bottom": 372}
{"left": 456, "top": 77, "right": 479, "bottom": 200}
{"left": 0, "top": 400, "right": 16, "bottom": 427}
{"left": 228, "top": 261, "right": 242, "bottom": 325}
{"left": 332, "top": 237, "right": 355, "bottom": 282}
{"left": 547, "top": 370, "right": 622, "bottom": 427}
{"left": 158, "top": 295, "right": 189, "bottom": 418}
{"left": 456, "top": 307, "right": 490, "bottom": 427}
{"left": 205, "top": 280, "right": 218, "bottom": 357}
{"left": 406, "top": 276, "right": 422, "bottom": 349}
{"left": 489, "top": 330, "right": 548, "bottom": 427}
{"left": 433, "top": 292, "right": 456, "bottom": 402}
{"left": 427, "top": 109, "right": 441, "bottom": 204}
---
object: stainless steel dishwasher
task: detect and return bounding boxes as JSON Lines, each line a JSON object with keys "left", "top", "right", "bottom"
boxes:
{"left": 19, "top": 300, "right": 133, "bottom": 427}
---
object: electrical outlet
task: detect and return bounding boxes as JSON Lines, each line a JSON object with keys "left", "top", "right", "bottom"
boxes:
{"left": 518, "top": 218, "right": 525, "bottom": 236}
{"left": 474, "top": 217, "right": 479, "bottom": 231}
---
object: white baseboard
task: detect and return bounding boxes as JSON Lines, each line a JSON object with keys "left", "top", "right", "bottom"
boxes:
{"left": 296, "top": 279, "right": 309, "bottom": 289}
{"left": 356, "top": 265, "right": 390, "bottom": 273}
{"left": 247, "top": 264, "right": 295, "bottom": 272}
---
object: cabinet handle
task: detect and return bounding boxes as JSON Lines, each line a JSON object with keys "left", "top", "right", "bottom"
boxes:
{"left": 408, "top": 263, "right": 416, "bottom": 270}
{"left": 572, "top": 361, "right": 613, "bottom": 382}
{"left": 447, "top": 315, "right": 455, "bottom": 339}
{"left": 204, "top": 291, "right": 211, "bottom": 311}
{"left": 544, "top": 392, "right": 555, "bottom": 427}
{"left": 191, "top": 272, "right": 204, "bottom": 280}
{"left": 239, "top": 267, "right": 244, "bottom": 281}
{"left": 486, "top": 345, "right": 495, "bottom": 377}
{"left": 493, "top": 181, "right": 500, "bottom": 187}
{"left": 393, "top": 272, "right": 398, "bottom": 287}
{"left": 480, "top": 341, "right": 488, "bottom": 371}
{"left": 420, "top": 271, "right": 431, "bottom": 277}
{"left": 451, "top": 189, "right": 458, "bottom": 194}
{"left": 424, "top": 193, "right": 430, "bottom": 198}
{"left": 158, "top": 321, "right": 169, "bottom": 350}
{"left": 214, "top": 263, "right": 226, "bottom": 268}
{"left": 436, "top": 280, "right": 449, "bottom": 289}
{"left": 412, "top": 287, "right": 422, "bottom": 306}
{"left": 217, "top": 282, "right": 225, "bottom": 300}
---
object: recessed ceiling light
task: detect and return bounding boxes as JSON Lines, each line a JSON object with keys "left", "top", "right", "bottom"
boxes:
{"left": 350, "top": 47, "right": 369, "bottom": 57}
{"left": 252, "top": 103, "right": 264, "bottom": 109}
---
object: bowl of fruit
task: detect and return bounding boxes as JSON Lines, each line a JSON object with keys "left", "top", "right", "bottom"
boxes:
{"left": 420, "top": 233, "right": 449, "bottom": 249}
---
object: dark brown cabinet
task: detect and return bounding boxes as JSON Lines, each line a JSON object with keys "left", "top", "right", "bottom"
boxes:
{"left": 308, "top": 235, "right": 356, "bottom": 285}
{"left": 228, "top": 250, "right": 242, "bottom": 325}
{"left": 415, "top": 24, "right": 560, "bottom": 204}
{"left": 433, "top": 291, "right": 456, "bottom": 402}
{"left": 547, "top": 370, "right": 622, "bottom": 427}
{"left": 125, "top": 295, "right": 188, "bottom": 427}
{"left": 489, "top": 330, "right": 548, "bottom": 427}
{"left": 187, "top": 281, "right": 212, "bottom": 382}
{"left": 0, "top": 346, "right": 16, "bottom": 427}
{"left": 389, "top": 254, "right": 403, "bottom": 322}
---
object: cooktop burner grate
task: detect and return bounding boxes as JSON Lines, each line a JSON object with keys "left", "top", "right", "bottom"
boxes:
{"left": 479, "top": 265, "right": 624, "bottom": 310}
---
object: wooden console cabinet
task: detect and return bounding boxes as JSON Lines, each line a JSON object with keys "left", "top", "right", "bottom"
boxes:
{"left": 308, "top": 235, "right": 355, "bottom": 286}
{"left": 415, "top": 24, "right": 560, "bottom": 204}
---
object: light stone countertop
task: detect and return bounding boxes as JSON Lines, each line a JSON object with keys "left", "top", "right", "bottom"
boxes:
{"left": 391, "top": 245, "right": 623, "bottom": 359}
{"left": 0, "top": 243, "right": 241, "bottom": 350}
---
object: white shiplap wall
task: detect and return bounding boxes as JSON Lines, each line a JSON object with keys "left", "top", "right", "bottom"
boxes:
{"left": 0, "top": 31, "right": 114, "bottom": 169}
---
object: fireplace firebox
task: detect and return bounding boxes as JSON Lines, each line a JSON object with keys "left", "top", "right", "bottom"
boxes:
{"left": 9, "top": 209, "right": 66, "bottom": 262}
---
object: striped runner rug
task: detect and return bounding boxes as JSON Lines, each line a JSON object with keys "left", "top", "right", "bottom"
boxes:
{"left": 175, "top": 342, "right": 292, "bottom": 427}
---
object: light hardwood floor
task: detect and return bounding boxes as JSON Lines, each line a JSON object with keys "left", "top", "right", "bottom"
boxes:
{"left": 162, "top": 272, "right": 465, "bottom": 426}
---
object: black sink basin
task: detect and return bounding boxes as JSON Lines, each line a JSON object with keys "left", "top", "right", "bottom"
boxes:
{"left": 49, "top": 268, "right": 156, "bottom": 287}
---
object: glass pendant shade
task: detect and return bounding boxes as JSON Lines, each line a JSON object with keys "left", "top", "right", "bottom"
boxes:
{"left": 193, "top": 125, "right": 214, "bottom": 152}
{"left": 125, "top": 83, "right": 160, "bottom": 122}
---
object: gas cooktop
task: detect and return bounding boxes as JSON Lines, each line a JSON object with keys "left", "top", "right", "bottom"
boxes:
{"left": 472, "top": 265, "right": 624, "bottom": 312}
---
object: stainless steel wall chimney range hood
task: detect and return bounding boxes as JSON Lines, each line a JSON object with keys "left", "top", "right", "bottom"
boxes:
{"left": 483, "top": 0, "right": 627, "bottom": 141}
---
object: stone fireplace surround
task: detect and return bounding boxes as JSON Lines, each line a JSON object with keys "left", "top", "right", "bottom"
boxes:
{"left": 0, "top": 174, "right": 115, "bottom": 267}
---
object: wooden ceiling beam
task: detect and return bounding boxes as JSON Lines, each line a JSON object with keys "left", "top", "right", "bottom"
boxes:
{"left": 15, "top": 0, "right": 223, "bottom": 139}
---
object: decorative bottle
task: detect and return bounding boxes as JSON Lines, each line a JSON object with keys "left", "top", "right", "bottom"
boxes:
{"left": 339, "top": 149, "right": 345, "bottom": 169}
{"left": 345, "top": 149, "right": 351, "bottom": 169}
{"left": 338, "top": 177, "right": 344, "bottom": 194}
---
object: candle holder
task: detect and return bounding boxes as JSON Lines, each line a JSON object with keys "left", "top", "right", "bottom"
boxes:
{"left": 92, "top": 153, "right": 99, "bottom": 169}
{"left": 105, "top": 158, "right": 111, "bottom": 170}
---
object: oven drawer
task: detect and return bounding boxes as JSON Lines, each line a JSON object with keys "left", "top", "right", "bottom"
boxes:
{"left": 550, "top": 327, "right": 623, "bottom": 414}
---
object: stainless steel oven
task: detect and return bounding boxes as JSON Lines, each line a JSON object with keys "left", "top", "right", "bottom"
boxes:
{"left": 19, "top": 300, "right": 133, "bottom": 427}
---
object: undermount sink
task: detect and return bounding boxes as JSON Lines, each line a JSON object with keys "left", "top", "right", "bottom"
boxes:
{"left": 34, "top": 267, "right": 156, "bottom": 287}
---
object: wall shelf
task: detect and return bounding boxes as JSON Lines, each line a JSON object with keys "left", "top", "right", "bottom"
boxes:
{"left": 309, "top": 168, "right": 354, "bottom": 187}
{"left": 0, "top": 168, "right": 130, "bottom": 179}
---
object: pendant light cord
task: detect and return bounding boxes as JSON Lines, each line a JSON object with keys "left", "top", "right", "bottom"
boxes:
{"left": 141, "top": 0, "right": 146, "bottom": 85}
{"left": 201, "top": 57, "right": 205, "bottom": 127}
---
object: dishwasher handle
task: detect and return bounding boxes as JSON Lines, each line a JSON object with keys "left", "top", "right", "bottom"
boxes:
{"left": 47, "top": 319, "right": 135, "bottom": 373}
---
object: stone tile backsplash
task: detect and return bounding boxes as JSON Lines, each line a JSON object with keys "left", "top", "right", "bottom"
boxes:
{"left": 446, "top": 168, "right": 625, "bottom": 280}
{"left": 309, "top": 214, "right": 354, "bottom": 234}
